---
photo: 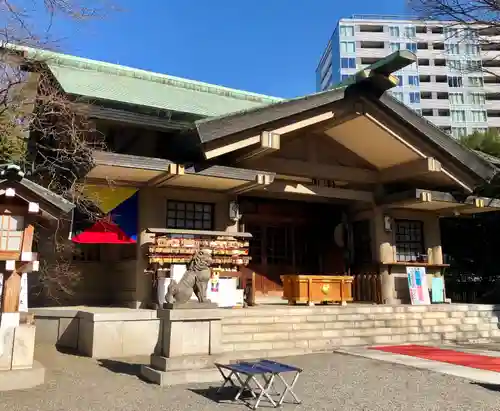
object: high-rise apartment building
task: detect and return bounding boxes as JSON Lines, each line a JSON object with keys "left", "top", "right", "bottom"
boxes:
{"left": 316, "top": 15, "right": 500, "bottom": 139}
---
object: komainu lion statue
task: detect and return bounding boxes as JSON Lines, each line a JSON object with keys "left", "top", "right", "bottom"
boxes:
{"left": 165, "top": 249, "right": 213, "bottom": 304}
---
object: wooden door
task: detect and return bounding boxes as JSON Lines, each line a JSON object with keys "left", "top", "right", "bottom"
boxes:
{"left": 247, "top": 222, "right": 306, "bottom": 294}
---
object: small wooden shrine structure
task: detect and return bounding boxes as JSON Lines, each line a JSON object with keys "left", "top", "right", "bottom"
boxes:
{"left": 0, "top": 164, "right": 75, "bottom": 325}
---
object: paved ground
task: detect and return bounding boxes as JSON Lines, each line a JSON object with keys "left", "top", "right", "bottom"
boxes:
{"left": 0, "top": 345, "right": 499, "bottom": 411}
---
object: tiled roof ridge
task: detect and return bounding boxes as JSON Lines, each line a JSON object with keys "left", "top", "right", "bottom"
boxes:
{"left": 21, "top": 46, "right": 284, "bottom": 106}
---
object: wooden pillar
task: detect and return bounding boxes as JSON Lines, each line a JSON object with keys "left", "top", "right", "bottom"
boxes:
{"left": 372, "top": 208, "right": 397, "bottom": 304}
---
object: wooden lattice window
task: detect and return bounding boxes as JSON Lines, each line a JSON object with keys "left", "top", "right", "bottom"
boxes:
{"left": 0, "top": 215, "right": 24, "bottom": 251}
{"left": 167, "top": 201, "right": 214, "bottom": 230}
{"left": 266, "top": 226, "right": 293, "bottom": 266}
{"left": 395, "top": 219, "right": 424, "bottom": 262}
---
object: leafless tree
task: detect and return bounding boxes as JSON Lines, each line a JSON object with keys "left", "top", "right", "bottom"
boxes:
{"left": 0, "top": 1, "right": 116, "bottom": 304}
{"left": 409, "top": 0, "right": 500, "bottom": 78}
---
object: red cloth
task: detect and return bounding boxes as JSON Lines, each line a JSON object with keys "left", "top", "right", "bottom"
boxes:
{"left": 71, "top": 219, "right": 136, "bottom": 244}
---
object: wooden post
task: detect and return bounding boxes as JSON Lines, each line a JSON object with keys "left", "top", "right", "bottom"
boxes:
{"left": 1, "top": 270, "right": 21, "bottom": 313}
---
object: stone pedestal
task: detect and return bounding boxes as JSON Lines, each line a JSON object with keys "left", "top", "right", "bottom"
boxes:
{"left": 140, "top": 307, "right": 224, "bottom": 386}
{"left": 0, "top": 314, "right": 45, "bottom": 391}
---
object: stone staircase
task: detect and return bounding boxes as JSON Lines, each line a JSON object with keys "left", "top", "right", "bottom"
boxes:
{"left": 220, "top": 304, "right": 500, "bottom": 358}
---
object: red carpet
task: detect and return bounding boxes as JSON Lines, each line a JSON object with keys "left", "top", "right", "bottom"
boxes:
{"left": 370, "top": 344, "right": 500, "bottom": 372}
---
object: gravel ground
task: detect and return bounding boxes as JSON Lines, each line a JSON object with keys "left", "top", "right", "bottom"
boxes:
{"left": 0, "top": 345, "right": 499, "bottom": 411}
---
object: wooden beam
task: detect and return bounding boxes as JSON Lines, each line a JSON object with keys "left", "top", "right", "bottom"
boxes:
{"left": 262, "top": 181, "right": 373, "bottom": 202}
{"left": 379, "top": 157, "right": 442, "bottom": 183}
{"left": 203, "top": 111, "right": 334, "bottom": 160}
{"left": 233, "top": 132, "right": 281, "bottom": 163}
{"left": 147, "top": 164, "right": 185, "bottom": 187}
{"left": 228, "top": 173, "right": 273, "bottom": 195}
{"left": 248, "top": 157, "right": 377, "bottom": 184}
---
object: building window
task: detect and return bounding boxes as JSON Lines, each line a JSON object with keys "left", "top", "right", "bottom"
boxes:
{"left": 447, "top": 59, "right": 461, "bottom": 70}
{"left": 0, "top": 215, "right": 24, "bottom": 251}
{"left": 469, "top": 93, "right": 486, "bottom": 105}
{"left": 465, "top": 44, "right": 480, "bottom": 55}
{"left": 445, "top": 43, "right": 460, "bottom": 54}
{"left": 166, "top": 200, "right": 214, "bottom": 230}
{"left": 468, "top": 76, "right": 484, "bottom": 87}
{"left": 340, "top": 25, "right": 354, "bottom": 37}
{"left": 389, "top": 42, "right": 400, "bottom": 52}
{"left": 444, "top": 27, "right": 459, "bottom": 38}
{"left": 408, "top": 75, "right": 419, "bottom": 86}
{"left": 449, "top": 92, "right": 464, "bottom": 105}
{"left": 340, "top": 41, "right": 356, "bottom": 53}
{"left": 409, "top": 92, "right": 421, "bottom": 103}
{"left": 391, "top": 91, "right": 404, "bottom": 102}
{"left": 473, "top": 127, "right": 488, "bottom": 134}
{"left": 341, "top": 74, "right": 351, "bottom": 81}
{"left": 448, "top": 76, "right": 463, "bottom": 87}
{"left": 463, "top": 59, "right": 481, "bottom": 71}
{"left": 389, "top": 26, "right": 400, "bottom": 37}
{"left": 395, "top": 220, "right": 424, "bottom": 262}
{"left": 396, "top": 75, "right": 404, "bottom": 86}
{"left": 452, "top": 127, "right": 468, "bottom": 138}
{"left": 451, "top": 110, "right": 466, "bottom": 122}
{"left": 341, "top": 57, "right": 356, "bottom": 69}
{"left": 320, "top": 52, "right": 332, "bottom": 79}
{"left": 404, "top": 26, "right": 416, "bottom": 38}
{"left": 414, "top": 108, "right": 422, "bottom": 116}
{"left": 406, "top": 43, "right": 417, "bottom": 52}
{"left": 470, "top": 110, "right": 487, "bottom": 122}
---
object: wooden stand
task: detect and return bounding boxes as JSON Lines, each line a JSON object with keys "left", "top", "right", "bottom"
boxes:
{"left": 281, "top": 275, "right": 354, "bottom": 306}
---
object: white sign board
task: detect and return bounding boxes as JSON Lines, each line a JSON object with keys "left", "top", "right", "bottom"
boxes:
{"left": 0, "top": 273, "right": 28, "bottom": 312}
{"left": 406, "top": 266, "right": 430, "bottom": 305}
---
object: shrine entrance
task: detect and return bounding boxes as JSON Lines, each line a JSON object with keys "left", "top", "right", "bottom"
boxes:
{"left": 240, "top": 197, "right": 346, "bottom": 295}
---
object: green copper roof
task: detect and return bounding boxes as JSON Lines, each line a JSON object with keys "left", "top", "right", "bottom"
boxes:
{"left": 20, "top": 47, "right": 283, "bottom": 117}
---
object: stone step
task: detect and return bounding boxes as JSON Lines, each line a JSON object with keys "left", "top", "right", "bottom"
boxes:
{"left": 221, "top": 305, "right": 500, "bottom": 320}
{"left": 222, "top": 318, "right": 499, "bottom": 334}
{"left": 222, "top": 323, "right": 499, "bottom": 343}
{"left": 222, "top": 311, "right": 500, "bottom": 325}
{"left": 221, "top": 329, "right": 500, "bottom": 353}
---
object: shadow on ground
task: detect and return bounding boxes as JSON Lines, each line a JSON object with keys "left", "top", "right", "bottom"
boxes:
{"left": 98, "top": 359, "right": 143, "bottom": 377}
{"left": 471, "top": 382, "right": 500, "bottom": 392}
{"left": 190, "top": 387, "right": 259, "bottom": 408}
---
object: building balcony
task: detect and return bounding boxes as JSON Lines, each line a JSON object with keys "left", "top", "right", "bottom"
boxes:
{"left": 420, "top": 99, "right": 451, "bottom": 110}
{"left": 488, "top": 117, "right": 500, "bottom": 127}
{"left": 423, "top": 116, "right": 451, "bottom": 127}
{"left": 418, "top": 65, "right": 450, "bottom": 76}
{"left": 420, "top": 82, "right": 451, "bottom": 92}
{"left": 354, "top": 32, "right": 391, "bottom": 42}
{"left": 356, "top": 48, "right": 390, "bottom": 58}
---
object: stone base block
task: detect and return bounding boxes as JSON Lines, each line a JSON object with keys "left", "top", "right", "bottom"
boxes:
{"left": 140, "top": 364, "right": 221, "bottom": 386}
{"left": 163, "top": 302, "right": 218, "bottom": 310}
{"left": 0, "top": 360, "right": 45, "bottom": 391}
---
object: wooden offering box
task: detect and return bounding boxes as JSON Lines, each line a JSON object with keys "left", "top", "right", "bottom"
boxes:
{"left": 281, "top": 275, "right": 354, "bottom": 306}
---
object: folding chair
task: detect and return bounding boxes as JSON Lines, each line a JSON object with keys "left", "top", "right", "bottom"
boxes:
{"left": 214, "top": 360, "right": 302, "bottom": 409}
{"left": 215, "top": 362, "right": 277, "bottom": 409}
{"left": 252, "top": 360, "right": 302, "bottom": 406}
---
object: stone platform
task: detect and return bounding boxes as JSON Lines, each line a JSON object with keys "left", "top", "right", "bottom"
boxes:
{"left": 31, "top": 307, "right": 160, "bottom": 358}
{"left": 31, "top": 304, "right": 500, "bottom": 363}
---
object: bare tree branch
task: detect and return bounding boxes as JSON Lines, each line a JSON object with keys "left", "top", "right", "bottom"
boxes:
{"left": 0, "top": 0, "right": 116, "bottom": 302}
{"left": 409, "top": 0, "right": 500, "bottom": 78}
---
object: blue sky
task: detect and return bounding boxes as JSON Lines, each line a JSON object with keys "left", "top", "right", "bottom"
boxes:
{"left": 53, "top": 0, "right": 407, "bottom": 98}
